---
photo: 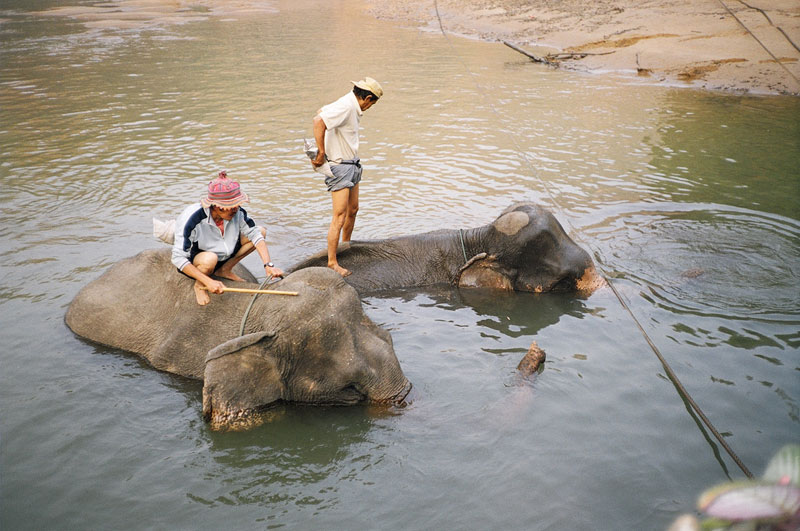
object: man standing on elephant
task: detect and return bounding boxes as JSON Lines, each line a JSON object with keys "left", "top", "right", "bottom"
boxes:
{"left": 310, "top": 77, "right": 383, "bottom": 277}
{"left": 172, "top": 171, "right": 284, "bottom": 306}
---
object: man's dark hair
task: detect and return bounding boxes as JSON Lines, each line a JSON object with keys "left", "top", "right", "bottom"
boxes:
{"left": 353, "top": 86, "right": 378, "bottom": 101}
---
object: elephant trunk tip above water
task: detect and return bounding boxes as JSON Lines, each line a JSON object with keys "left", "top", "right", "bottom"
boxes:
{"left": 288, "top": 202, "right": 605, "bottom": 295}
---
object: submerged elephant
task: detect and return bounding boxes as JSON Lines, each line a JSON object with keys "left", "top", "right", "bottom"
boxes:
{"left": 289, "top": 202, "right": 603, "bottom": 294}
{"left": 65, "top": 248, "right": 411, "bottom": 430}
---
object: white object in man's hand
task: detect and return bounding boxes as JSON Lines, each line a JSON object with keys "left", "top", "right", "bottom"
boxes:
{"left": 304, "top": 138, "right": 334, "bottom": 178}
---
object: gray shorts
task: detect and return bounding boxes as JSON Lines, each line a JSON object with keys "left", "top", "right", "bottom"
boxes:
{"left": 325, "top": 159, "right": 362, "bottom": 192}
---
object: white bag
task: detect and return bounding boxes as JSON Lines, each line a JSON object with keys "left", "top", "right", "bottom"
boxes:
{"left": 152, "top": 217, "right": 175, "bottom": 244}
{"left": 304, "top": 138, "right": 335, "bottom": 178}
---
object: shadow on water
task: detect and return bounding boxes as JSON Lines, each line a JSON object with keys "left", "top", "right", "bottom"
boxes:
{"left": 189, "top": 406, "right": 379, "bottom": 510}
{"left": 363, "top": 283, "right": 596, "bottom": 342}
{"left": 359, "top": 284, "right": 600, "bottom": 430}
{"left": 77, "top": 335, "right": 384, "bottom": 512}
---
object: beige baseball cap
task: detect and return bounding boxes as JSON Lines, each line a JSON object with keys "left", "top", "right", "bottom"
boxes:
{"left": 352, "top": 77, "right": 384, "bottom": 99}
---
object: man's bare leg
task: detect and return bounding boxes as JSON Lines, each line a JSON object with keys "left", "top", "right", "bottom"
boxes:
{"left": 192, "top": 251, "right": 218, "bottom": 305}
{"left": 328, "top": 188, "right": 351, "bottom": 276}
{"left": 341, "top": 183, "right": 359, "bottom": 242}
{"left": 216, "top": 227, "right": 266, "bottom": 281}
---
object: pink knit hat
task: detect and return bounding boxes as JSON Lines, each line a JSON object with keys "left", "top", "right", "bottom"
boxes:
{"left": 201, "top": 171, "right": 249, "bottom": 208}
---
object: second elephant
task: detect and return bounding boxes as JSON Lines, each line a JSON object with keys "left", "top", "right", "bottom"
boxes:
{"left": 289, "top": 202, "right": 602, "bottom": 294}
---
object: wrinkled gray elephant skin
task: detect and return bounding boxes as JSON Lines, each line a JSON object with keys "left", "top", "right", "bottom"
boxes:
{"left": 65, "top": 248, "right": 411, "bottom": 431}
{"left": 289, "top": 202, "right": 603, "bottom": 294}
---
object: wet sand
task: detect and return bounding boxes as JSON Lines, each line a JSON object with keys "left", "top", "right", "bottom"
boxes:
{"left": 367, "top": 0, "right": 800, "bottom": 96}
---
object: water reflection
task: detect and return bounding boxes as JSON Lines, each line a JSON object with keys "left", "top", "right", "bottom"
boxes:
{"left": 87, "top": 339, "right": 386, "bottom": 512}
{"left": 192, "top": 406, "right": 379, "bottom": 510}
{"left": 31, "top": 1, "right": 279, "bottom": 32}
{"left": 365, "top": 284, "right": 595, "bottom": 345}
{"left": 644, "top": 93, "right": 800, "bottom": 219}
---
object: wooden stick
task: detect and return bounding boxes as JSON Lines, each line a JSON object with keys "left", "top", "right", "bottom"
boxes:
{"left": 503, "top": 41, "right": 552, "bottom": 65}
{"left": 547, "top": 51, "right": 615, "bottom": 59}
{"left": 504, "top": 41, "right": 615, "bottom": 65}
{"left": 201, "top": 286, "right": 298, "bottom": 296}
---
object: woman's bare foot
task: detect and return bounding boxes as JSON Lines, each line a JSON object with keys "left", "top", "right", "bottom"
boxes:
{"left": 194, "top": 282, "right": 211, "bottom": 305}
{"left": 216, "top": 268, "right": 245, "bottom": 282}
{"left": 329, "top": 263, "right": 351, "bottom": 277}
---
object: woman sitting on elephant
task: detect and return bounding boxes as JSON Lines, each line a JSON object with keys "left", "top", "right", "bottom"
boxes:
{"left": 171, "top": 171, "right": 284, "bottom": 305}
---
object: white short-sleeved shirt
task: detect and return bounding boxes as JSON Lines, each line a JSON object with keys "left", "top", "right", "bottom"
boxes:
{"left": 318, "top": 91, "right": 362, "bottom": 164}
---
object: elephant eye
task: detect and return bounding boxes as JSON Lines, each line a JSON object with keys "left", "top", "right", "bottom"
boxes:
{"left": 341, "top": 384, "right": 365, "bottom": 402}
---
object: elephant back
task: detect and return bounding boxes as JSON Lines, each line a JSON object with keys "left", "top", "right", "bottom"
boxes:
{"left": 65, "top": 248, "right": 255, "bottom": 379}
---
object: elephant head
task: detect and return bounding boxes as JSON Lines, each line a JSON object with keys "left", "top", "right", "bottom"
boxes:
{"left": 201, "top": 267, "right": 412, "bottom": 431}
{"left": 457, "top": 203, "right": 604, "bottom": 293}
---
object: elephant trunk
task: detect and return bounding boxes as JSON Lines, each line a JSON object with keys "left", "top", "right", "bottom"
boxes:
{"left": 368, "top": 376, "right": 412, "bottom": 405}
{"left": 202, "top": 331, "right": 284, "bottom": 431}
{"left": 553, "top": 237, "right": 604, "bottom": 293}
{"left": 575, "top": 264, "right": 606, "bottom": 293}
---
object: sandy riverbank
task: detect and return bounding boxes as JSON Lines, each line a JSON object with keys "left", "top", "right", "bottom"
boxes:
{"left": 366, "top": 0, "right": 800, "bottom": 96}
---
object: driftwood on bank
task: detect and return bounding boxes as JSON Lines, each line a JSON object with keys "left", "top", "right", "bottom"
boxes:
{"left": 503, "top": 41, "right": 554, "bottom": 65}
{"left": 503, "top": 41, "right": 615, "bottom": 67}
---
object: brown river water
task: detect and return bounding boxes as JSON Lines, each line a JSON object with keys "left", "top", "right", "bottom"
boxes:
{"left": 1, "top": 1, "right": 798, "bottom": 529}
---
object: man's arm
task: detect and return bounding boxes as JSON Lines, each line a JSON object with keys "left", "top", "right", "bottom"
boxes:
{"left": 312, "top": 114, "right": 327, "bottom": 168}
{"left": 254, "top": 240, "right": 284, "bottom": 278}
{"left": 180, "top": 262, "right": 225, "bottom": 294}
{"left": 239, "top": 216, "right": 284, "bottom": 278}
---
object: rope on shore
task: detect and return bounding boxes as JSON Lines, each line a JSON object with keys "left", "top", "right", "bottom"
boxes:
{"left": 431, "top": 0, "right": 754, "bottom": 479}
{"left": 736, "top": 0, "right": 800, "bottom": 54}
{"left": 720, "top": 0, "right": 800, "bottom": 87}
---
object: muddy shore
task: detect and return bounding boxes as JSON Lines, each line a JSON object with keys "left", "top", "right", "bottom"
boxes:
{"left": 366, "top": 0, "right": 800, "bottom": 96}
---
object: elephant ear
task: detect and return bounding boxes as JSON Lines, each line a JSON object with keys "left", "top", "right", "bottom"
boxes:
{"left": 203, "top": 330, "right": 284, "bottom": 429}
{"left": 205, "top": 330, "right": 275, "bottom": 363}
{"left": 456, "top": 253, "right": 513, "bottom": 290}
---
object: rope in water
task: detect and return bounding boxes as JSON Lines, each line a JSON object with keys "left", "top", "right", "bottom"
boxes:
{"left": 432, "top": 0, "right": 754, "bottom": 479}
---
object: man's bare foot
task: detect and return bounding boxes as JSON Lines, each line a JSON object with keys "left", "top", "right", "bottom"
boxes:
{"left": 216, "top": 269, "right": 244, "bottom": 282}
{"left": 194, "top": 283, "right": 210, "bottom": 305}
{"left": 329, "top": 263, "right": 351, "bottom": 277}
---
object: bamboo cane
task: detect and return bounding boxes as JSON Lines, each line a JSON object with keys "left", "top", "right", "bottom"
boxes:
{"left": 201, "top": 286, "right": 298, "bottom": 296}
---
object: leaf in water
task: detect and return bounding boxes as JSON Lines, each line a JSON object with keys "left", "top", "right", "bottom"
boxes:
{"left": 763, "top": 444, "right": 800, "bottom": 486}
{"left": 698, "top": 482, "right": 800, "bottom": 521}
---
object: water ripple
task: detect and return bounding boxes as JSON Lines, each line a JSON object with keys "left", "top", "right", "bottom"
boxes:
{"left": 584, "top": 202, "right": 800, "bottom": 320}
